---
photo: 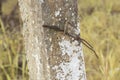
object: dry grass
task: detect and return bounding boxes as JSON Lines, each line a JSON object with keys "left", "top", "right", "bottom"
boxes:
{"left": 0, "top": 0, "right": 120, "bottom": 80}
{"left": 0, "top": 17, "right": 28, "bottom": 80}
{"left": 79, "top": 0, "right": 120, "bottom": 80}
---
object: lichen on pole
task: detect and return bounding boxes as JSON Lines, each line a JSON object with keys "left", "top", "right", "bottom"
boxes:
{"left": 18, "top": 0, "right": 86, "bottom": 80}
{"left": 42, "top": 0, "right": 86, "bottom": 80}
{"left": 18, "top": 0, "right": 50, "bottom": 80}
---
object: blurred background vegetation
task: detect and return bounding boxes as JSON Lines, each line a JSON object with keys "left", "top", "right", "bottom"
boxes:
{"left": 0, "top": 0, "right": 120, "bottom": 80}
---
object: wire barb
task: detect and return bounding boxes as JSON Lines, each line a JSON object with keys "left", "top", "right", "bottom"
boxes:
{"left": 43, "top": 24, "right": 99, "bottom": 59}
